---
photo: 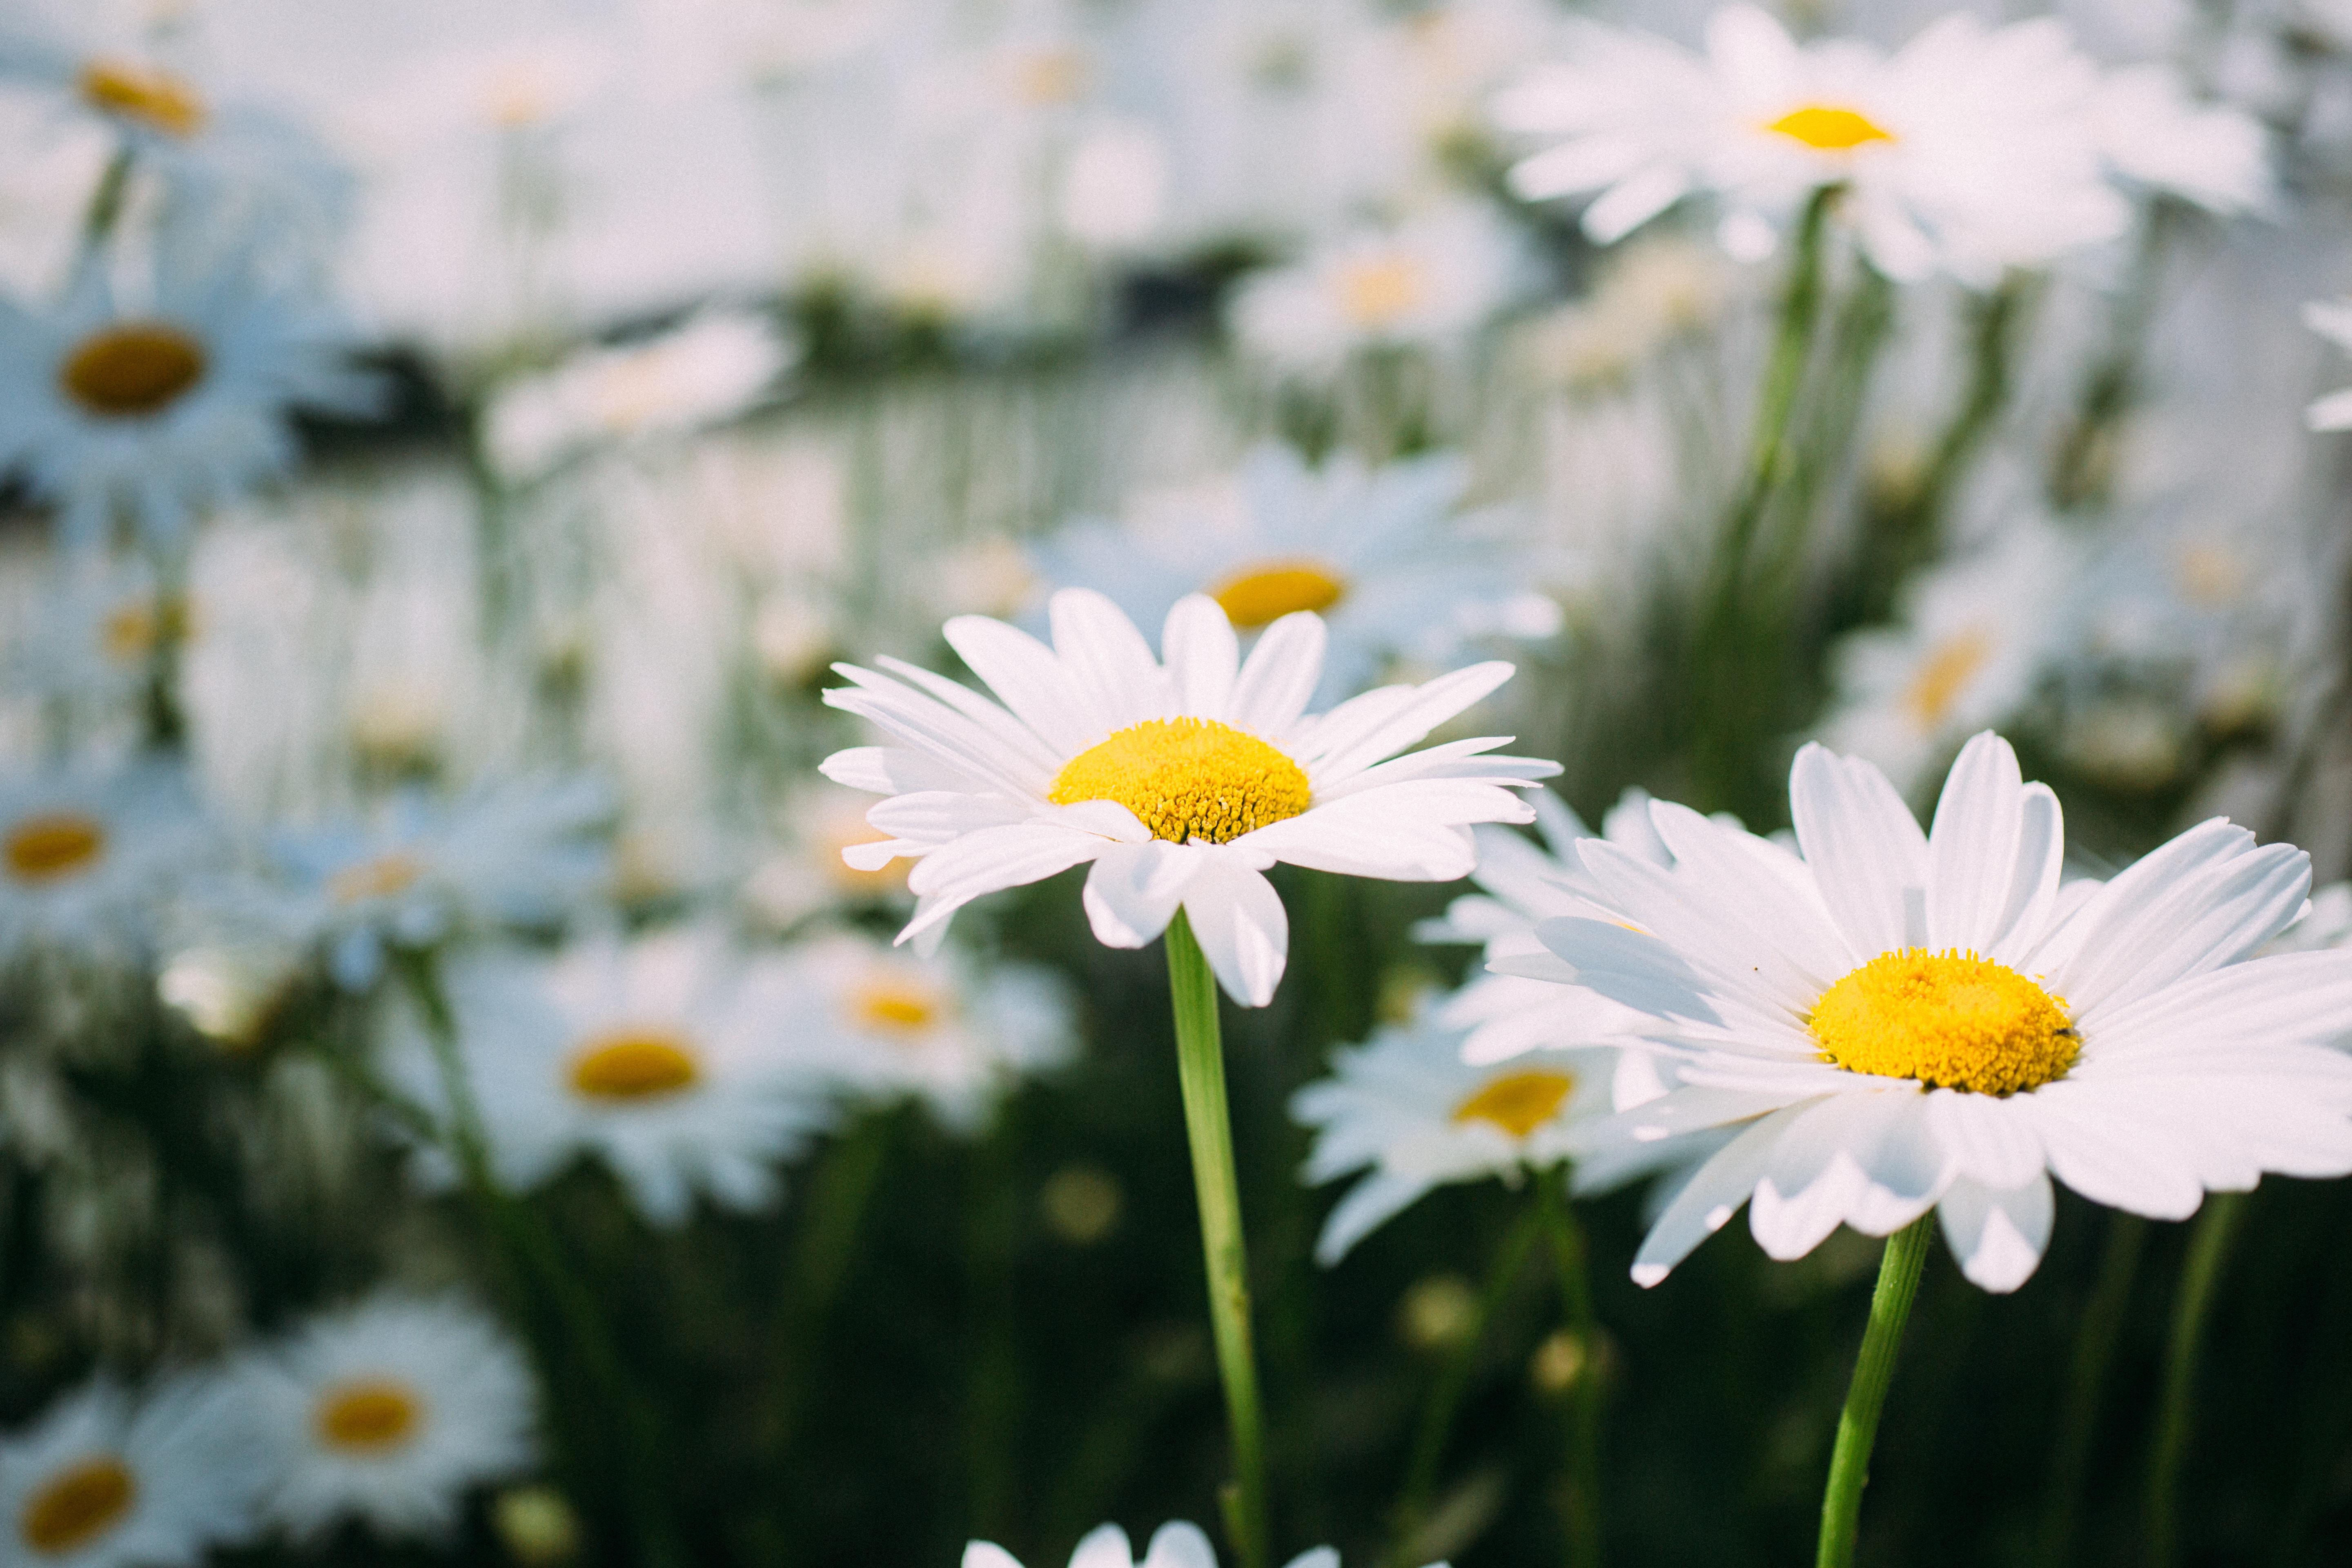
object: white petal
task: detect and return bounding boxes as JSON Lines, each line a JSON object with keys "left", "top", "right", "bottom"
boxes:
{"left": 1083, "top": 841, "right": 1200, "bottom": 949}
{"left": 1161, "top": 595, "right": 1241, "bottom": 717}
{"left": 2081, "top": 950, "right": 2352, "bottom": 1062}
{"left": 1315, "top": 1169, "right": 1432, "bottom": 1264}
{"left": 1230, "top": 612, "right": 1327, "bottom": 736}
{"left": 944, "top": 615, "right": 1099, "bottom": 754}
{"left": 1630, "top": 1105, "right": 1811, "bottom": 1286}
{"left": 1051, "top": 588, "right": 1173, "bottom": 729}
{"left": 1922, "top": 1089, "right": 2044, "bottom": 1189}
{"left": 1182, "top": 860, "right": 1290, "bottom": 1007}
{"left": 2017, "top": 1086, "right": 2205, "bottom": 1218}
{"left": 1533, "top": 917, "right": 1726, "bottom": 1026}
{"left": 899, "top": 825, "right": 1108, "bottom": 943}
{"left": 1924, "top": 733, "right": 2062, "bottom": 960}
{"left": 1141, "top": 1523, "right": 1219, "bottom": 1568}
{"left": 1790, "top": 743, "right": 1929, "bottom": 958}
{"left": 1936, "top": 1174, "right": 2054, "bottom": 1293}
{"left": 1305, "top": 663, "right": 1517, "bottom": 780}
{"left": 1282, "top": 1551, "right": 1341, "bottom": 1568}
{"left": 1070, "top": 1525, "right": 1137, "bottom": 1568}
{"left": 967, "top": 1544, "right": 1028, "bottom": 1568}
{"left": 1750, "top": 1089, "right": 1942, "bottom": 1260}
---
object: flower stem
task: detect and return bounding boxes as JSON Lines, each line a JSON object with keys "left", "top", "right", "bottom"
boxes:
{"left": 1165, "top": 910, "right": 1272, "bottom": 1568}
{"left": 2040, "top": 1212, "right": 2147, "bottom": 1567}
{"left": 1816, "top": 1216, "right": 1934, "bottom": 1568}
{"left": 2145, "top": 1192, "right": 2248, "bottom": 1568}
{"left": 1536, "top": 1174, "right": 1604, "bottom": 1568}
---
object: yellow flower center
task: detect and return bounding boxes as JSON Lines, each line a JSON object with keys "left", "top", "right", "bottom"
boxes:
{"left": 852, "top": 978, "right": 942, "bottom": 1034}
{"left": 329, "top": 852, "right": 424, "bottom": 906}
{"left": 1209, "top": 561, "right": 1348, "bottom": 629}
{"left": 1901, "top": 628, "right": 1993, "bottom": 728}
{"left": 1451, "top": 1069, "right": 1576, "bottom": 1139}
{"left": 20, "top": 1456, "right": 135, "bottom": 1555}
{"left": 1337, "top": 256, "right": 1426, "bottom": 328}
{"left": 59, "top": 323, "right": 208, "bottom": 419}
{"left": 569, "top": 1032, "right": 700, "bottom": 1102}
{"left": 1049, "top": 717, "right": 1311, "bottom": 844}
{"left": 102, "top": 595, "right": 196, "bottom": 664}
{"left": 4, "top": 813, "right": 107, "bottom": 884}
{"left": 1810, "top": 948, "right": 2077, "bottom": 1096}
{"left": 78, "top": 60, "right": 206, "bottom": 137}
{"left": 314, "top": 1379, "right": 425, "bottom": 1454}
{"left": 1766, "top": 104, "right": 1895, "bottom": 152}
{"left": 1016, "top": 47, "right": 1089, "bottom": 106}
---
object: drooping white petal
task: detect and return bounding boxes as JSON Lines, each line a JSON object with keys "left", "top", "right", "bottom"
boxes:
{"left": 1936, "top": 1174, "right": 2054, "bottom": 1293}
{"left": 1182, "top": 859, "right": 1290, "bottom": 1007}
{"left": 1630, "top": 1104, "right": 1812, "bottom": 1285}
{"left": 898, "top": 824, "right": 1109, "bottom": 944}
{"left": 1082, "top": 841, "right": 1201, "bottom": 949}
{"left": 1749, "top": 1088, "right": 1944, "bottom": 1259}
{"left": 1922, "top": 1088, "right": 2045, "bottom": 1189}
{"left": 2016, "top": 1084, "right": 2205, "bottom": 1218}
{"left": 1314, "top": 1169, "right": 1432, "bottom": 1264}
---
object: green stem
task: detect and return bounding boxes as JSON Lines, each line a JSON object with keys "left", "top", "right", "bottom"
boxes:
{"left": 2040, "top": 1213, "right": 2148, "bottom": 1568}
{"left": 2145, "top": 1192, "right": 2248, "bottom": 1568}
{"left": 1816, "top": 1217, "right": 1934, "bottom": 1568}
{"left": 1165, "top": 911, "right": 1272, "bottom": 1568}
{"left": 1536, "top": 1175, "right": 1604, "bottom": 1568}
{"left": 78, "top": 145, "right": 135, "bottom": 261}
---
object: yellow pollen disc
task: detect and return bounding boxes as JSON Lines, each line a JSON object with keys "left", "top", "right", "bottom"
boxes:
{"left": 78, "top": 60, "right": 206, "bottom": 137}
{"left": 314, "top": 1380, "right": 425, "bottom": 1454}
{"left": 569, "top": 1032, "right": 701, "bottom": 1102}
{"left": 4, "top": 813, "right": 107, "bottom": 884}
{"left": 329, "top": 852, "right": 424, "bottom": 906}
{"left": 102, "top": 595, "right": 196, "bottom": 663}
{"left": 20, "top": 1456, "right": 135, "bottom": 1554}
{"left": 1766, "top": 104, "right": 1895, "bottom": 151}
{"left": 1451, "top": 1069, "right": 1576, "bottom": 1139}
{"left": 1337, "top": 256, "right": 1426, "bottom": 327}
{"left": 852, "top": 979, "right": 941, "bottom": 1034}
{"left": 1049, "top": 717, "right": 1311, "bottom": 844}
{"left": 1810, "top": 948, "right": 2076, "bottom": 1096}
{"left": 60, "top": 323, "right": 207, "bottom": 418}
{"left": 1902, "top": 628, "right": 1993, "bottom": 728}
{"left": 1209, "top": 561, "right": 1348, "bottom": 629}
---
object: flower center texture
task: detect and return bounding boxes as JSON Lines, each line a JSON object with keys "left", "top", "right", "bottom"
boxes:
{"left": 1049, "top": 718, "right": 1312, "bottom": 844}
{"left": 1902, "top": 628, "right": 1992, "bottom": 728}
{"left": 4, "top": 813, "right": 107, "bottom": 884}
{"left": 1810, "top": 948, "right": 2076, "bottom": 1096}
{"left": 78, "top": 60, "right": 206, "bottom": 136}
{"left": 314, "top": 1379, "right": 425, "bottom": 1455}
{"left": 1337, "top": 256, "right": 1426, "bottom": 327}
{"left": 1766, "top": 104, "right": 1895, "bottom": 152}
{"left": 1452, "top": 1069, "right": 1576, "bottom": 1138}
{"left": 853, "top": 978, "right": 942, "bottom": 1034}
{"left": 1209, "top": 561, "right": 1348, "bottom": 628}
{"left": 570, "top": 1031, "right": 701, "bottom": 1101}
{"left": 330, "top": 852, "right": 424, "bottom": 906}
{"left": 20, "top": 1456, "right": 135, "bottom": 1555}
{"left": 60, "top": 324, "right": 208, "bottom": 418}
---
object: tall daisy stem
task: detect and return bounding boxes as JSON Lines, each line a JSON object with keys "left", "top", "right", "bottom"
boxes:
{"left": 2145, "top": 1192, "right": 2248, "bottom": 1568}
{"left": 1165, "top": 911, "right": 1272, "bottom": 1568}
{"left": 1816, "top": 1216, "right": 1934, "bottom": 1568}
{"left": 2040, "top": 1213, "right": 2148, "bottom": 1566}
{"left": 1535, "top": 1175, "right": 1605, "bottom": 1568}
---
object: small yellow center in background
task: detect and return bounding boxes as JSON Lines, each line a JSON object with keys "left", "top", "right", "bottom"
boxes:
{"left": 570, "top": 1032, "right": 700, "bottom": 1102}
{"left": 1451, "top": 1069, "right": 1576, "bottom": 1138}
{"left": 20, "top": 1456, "right": 135, "bottom": 1554}
{"left": 315, "top": 1379, "right": 425, "bottom": 1454}
{"left": 1811, "top": 948, "right": 2076, "bottom": 1096}
{"left": 102, "top": 595, "right": 196, "bottom": 664}
{"left": 1209, "top": 561, "right": 1348, "bottom": 629}
{"left": 60, "top": 324, "right": 207, "bottom": 418}
{"left": 78, "top": 60, "right": 206, "bottom": 136}
{"left": 330, "top": 852, "right": 424, "bottom": 906}
{"left": 1017, "top": 47, "right": 1090, "bottom": 106}
{"left": 1766, "top": 104, "right": 1895, "bottom": 151}
{"left": 1049, "top": 717, "right": 1311, "bottom": 844}
{"left": 4, "top": 813, "right": 107, "bottom": 884}
{"left": 1902, "top": 628, "right": 1992, "bottom": 729}
{"left": 1337, "top": 256, "right": 1426, "bottom": 328}
{"left": 853, "top": 978, "right": 942, "bottom": 1035}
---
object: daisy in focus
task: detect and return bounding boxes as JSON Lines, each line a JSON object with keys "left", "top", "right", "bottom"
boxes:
{"left": 247, "top": 1293, "right": 535, "bottom": 1543}
{"left": 0, "top": 760, "right": 209, "bottom": 965}
{"left": 821, "top": 587, "right": 1558, "bottom": 1006}
{"left": 1027, "top": 445, "right": 1564, "bottom": 705}
{"left": 967, "top": 1520, "right": 1393, "bottom": 1568}
{"left": 1530, "top": 731, "right": 2352, "bottom": 1292}
{"left": 1494, "top": 6, "right": 2129, "bottom": 285}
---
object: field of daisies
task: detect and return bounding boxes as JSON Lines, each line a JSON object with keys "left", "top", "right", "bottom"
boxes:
{"left": 8, "top": 0, "right": 2352, "bottom": 1565}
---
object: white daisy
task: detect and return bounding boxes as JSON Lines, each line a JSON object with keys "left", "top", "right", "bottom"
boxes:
{"left": 2303, "top": 297, "right": 2352, "bottom": 431}
{"left": 770, "top": 930, "right": 1074, "bottom": 1134}
{"left": 247, "top": 1293, "right": 535, "bottom": 1543}
{"left": 385, "top": 927, "right": 831, "bottom": 1225}
{"left": 0, "top": 1372, "right": 266, "bottom": 1568}
{"left": 1291, "top": 1011, "right": 1613, "bottom": 1263}
{"left": 1526, "top": 731, "right": 2352, "bottom": 1293}
{"left": 820, "top": 588, "right": 1558, "bottom": 1007}
{"left": 1026, "top": 445, "right": 1564, "bottom": 705}
{"left": 966, "top": 1521, "right": 1389, "bottom": 1568}
{"left": 2089, "top": 63, "right": 2276, "bottom": 216}
{"left": 0, "top": 245, "right": 378, "bottom": 550}
{"left": 1495, "top": 6, "right": 2131, "bottom": 285}
{"left": 0, "top": 760, "right": 209, "bottom": 966}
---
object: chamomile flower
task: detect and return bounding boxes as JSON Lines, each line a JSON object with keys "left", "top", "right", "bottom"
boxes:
{"left": 1027, "top": 445, "right": 1563, "bottom": 704}
{"left": 0, "top": 760, "right": 209, "bottom": 966}
{"left": 1496, "top": 7, "right": 2130, "bottom": 285}
{"left": 2303, "top": 297, "right": 2352, "bottom": 430}
{"left": 1530, "top": 732, "right": 2352, "bottom": 1293}
{"left": 821, "top": 588, "right": 1557, "bottom": 1007}
{"left": 0, "top": 1372, "right": 266, "bottom": 1568}
{"left": 966, "top": 1521, "right": 1382, "bottom": 1568}
{"left": 0, "top": 247, "right": 378, "bottom": 550}
{"left": 247, "top": 1294, "right": 535, "bottom": 1543}
{"left": 2090, "top": 64, "right": 2276, "bottom": 216}
{"left": 385, "top": 928, "right": 830, "bottom": 1224}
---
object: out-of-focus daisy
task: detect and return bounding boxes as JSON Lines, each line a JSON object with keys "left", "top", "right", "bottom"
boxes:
{"left": 1292, "top": 1012, "right": 1612, "bottom": 1262}
{"left": 247, "top": 1293, "right": 535, "bottom": 1543}
{"left": 1533, "top": 732, "right": 2352, "bottom": 1292}
{"left": 771, "top": 930, "right": 1073, "bottom": 1133}
{"left": 0, "top": 247, "right": 378, "bottom": 550}
{"left": 478, "top": 309, "right": 800, "bottom": 484}
{"left": 1226, "top": 200, "right": 1532, "bottom": 376}
{"left": 821, "top": 588, "right": 1557, "bottom": 1006}
{"left": 0, "top": 1373, "right": 265, "bottom": 1567}
{"left": 1027, "top": 445, "right": 1563, "bottom": 704}
{"left": 2303, "top": 298, "right": 2352, "bottom": 430}
{"left": 5, "top": 552, "right": 196, "bottom": 715}
{"left": 2089, "top": 64, "right": 2275, "bottom": 216}
{"left": 967, "top": 1521, "right": 1384, "bottom": 1568}
{"left": 1496, "top": 7, "right": 2129, "bottom": 285}
{"left": 386, "top": 928, "right": 830, "bottom": 1224}
{"left": 742, "top": 783, "right": 913, "bottom": 931}
{"left": 0, "top": 761, "right": 208, "bottom": 964}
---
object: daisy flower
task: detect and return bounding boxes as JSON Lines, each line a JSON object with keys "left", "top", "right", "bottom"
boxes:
{"left": 0, "top": 245, "right": 379, "bottom": 550}
{"left": 385, "top": 927, "right": 831, "bottom": 1225}
{"left": 1026, "top": 445, "right": 1563, "bottom": 706}
{"left": 820, "top": 587, "right": 1558, "bottom": 1006}
{"left": 1529, "top": 731, "right": 2352, "bottom": 1293}
{"left": 0, "top": 1372, "right": 266, "bottom": 1567}
{"left": 247, "top": 1293, "right": 535, "bottom": 1543}
{"left": 0, "top": 760, "right": 209, "bottom": 966}
{"left": 2303, "top": 298, "right": 2352, "bottom": 430}
{"left": 967, "top": 1521, "right": 1387, "bottom": 1568}
{"left": 770, "top": 930, "right": 1074, "bottom": 1134}
{"left": 2089, "top": 64, "right": 2276, "bottom": 217}
{"left": 1494, "top": 6, "right": 2130, "bottom": 285}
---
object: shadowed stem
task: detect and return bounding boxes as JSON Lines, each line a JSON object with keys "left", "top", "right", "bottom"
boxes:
{"left": 2146, "top": 1192, "right": 2248, "bottom": 1568}
{"left": 1165, "top": 910, "right": 1271, "bottom": 1568}
{"left": 1536, "top": 1175, "right": 1604, "bottom": 1568}
{"left": 1817, "top": 1217, "right": 1934, "bottom": 1568}
{"left": 2040, "top": 1212, "right": 2148, "bottom": 1567}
